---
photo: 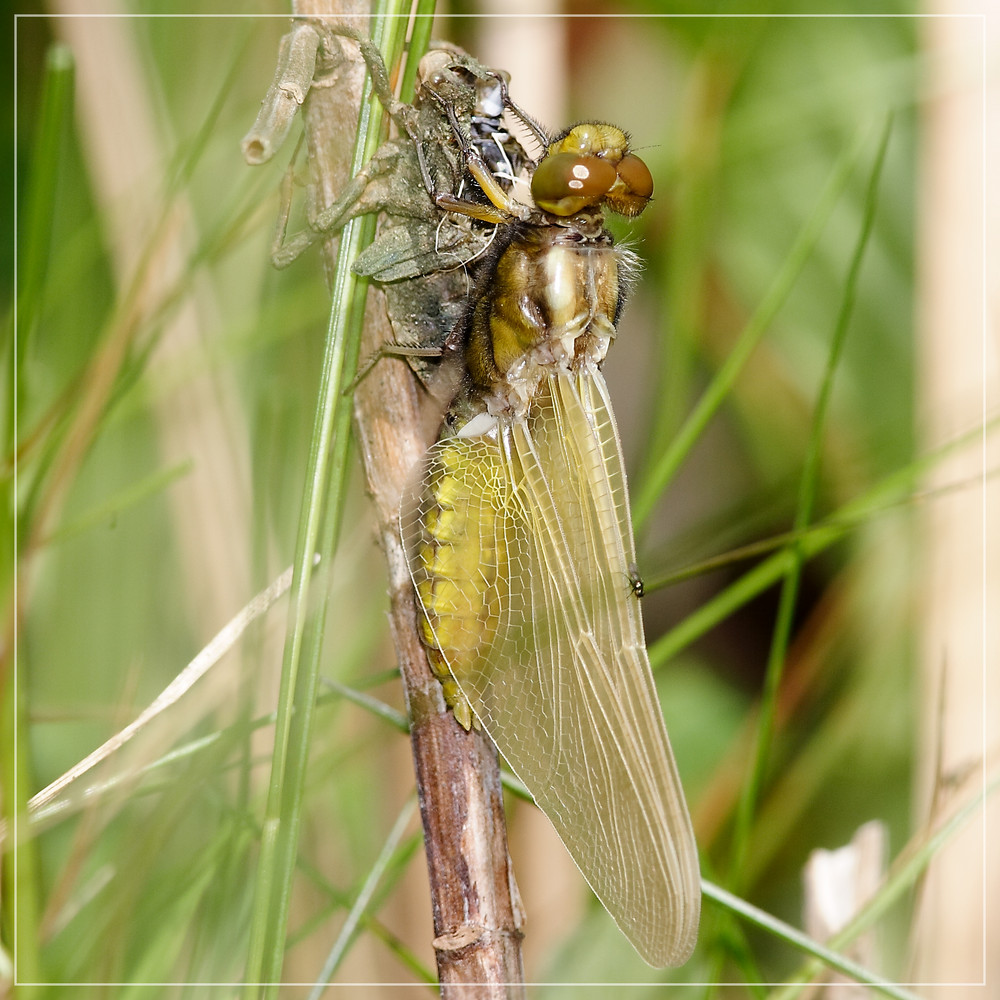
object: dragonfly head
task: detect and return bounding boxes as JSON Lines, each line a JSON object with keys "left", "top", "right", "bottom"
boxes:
{"left": 531, "top": 122, "right": 653, "bottom": 218}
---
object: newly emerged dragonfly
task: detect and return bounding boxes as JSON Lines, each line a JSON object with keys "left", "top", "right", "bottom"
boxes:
{"left": 261, "top": 28, "right": 700, "bottom": 968}
{"left": 401, "top": 115, "right": 702, "bottom": 965}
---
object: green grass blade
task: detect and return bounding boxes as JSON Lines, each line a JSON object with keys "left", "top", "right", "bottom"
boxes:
{"left": 703, "top": 880, "right": 923, "bottom": 1000}
{"left": 14, "top": 44, "right": 75, "bottom": 406}
{"left": 400, "top": 0, "right": 437, "bottom": 101}
{"left": 0, "top": 48, "right": 72, "bottom": 975}
{"left": 321, "top": 677, "right": 409, "bottom": 733}
{"left": 243, "top": 6, "right": 427, "bottom": 992}
{"left": 308, "top": 798, "right": 418, "bottom": 995}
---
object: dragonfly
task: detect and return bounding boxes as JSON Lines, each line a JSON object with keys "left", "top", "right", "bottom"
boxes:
{"left": 266, "top": 28, "right": 700, "bottom": 968}
{"left": 400, "top": 113, "right": 702, "bottom": 966}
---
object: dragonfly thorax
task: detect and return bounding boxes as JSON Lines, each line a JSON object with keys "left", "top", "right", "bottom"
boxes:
{"left": 462, "top": 224, "right": 624, "bottom": 419}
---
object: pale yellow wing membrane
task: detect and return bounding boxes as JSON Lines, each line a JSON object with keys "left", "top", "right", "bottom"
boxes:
{"left": 403, "top": 368, "right": 700, "bottom": 967}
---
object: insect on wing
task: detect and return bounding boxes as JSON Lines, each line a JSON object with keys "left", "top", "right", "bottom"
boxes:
{"left": 402, "top": 368, "right": 701, "bottom": 967}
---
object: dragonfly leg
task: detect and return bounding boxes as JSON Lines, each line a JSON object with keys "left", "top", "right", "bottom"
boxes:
{"left": 271, "top": 144, "right": 404, "bottom": 269}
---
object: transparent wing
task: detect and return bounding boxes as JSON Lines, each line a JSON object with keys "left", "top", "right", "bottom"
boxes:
{"left": 403, "top": 369, "right": 700, "bottom": 967}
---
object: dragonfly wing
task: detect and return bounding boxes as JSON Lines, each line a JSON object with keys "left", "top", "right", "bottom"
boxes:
{"left": 500, "top": 371, "right": 700, "bottom": 967}
{"left": 402, "top": 369, "right": 700, "bottom": 967}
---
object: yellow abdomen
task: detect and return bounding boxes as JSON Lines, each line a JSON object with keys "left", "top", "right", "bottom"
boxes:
{"left": 414, "top": 433, "right": 511, "bottom": 730}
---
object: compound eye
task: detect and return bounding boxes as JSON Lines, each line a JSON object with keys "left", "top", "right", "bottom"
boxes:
{"left": 617, "top": 154, "right": 653, "bottom": 199}
{"left": 604, "top": 153, "right": 654, "bottom": 217}
{"left": 531, "top": 152, "right": 616, "bottom": 216}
